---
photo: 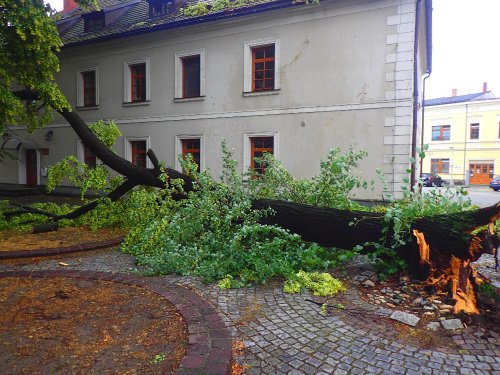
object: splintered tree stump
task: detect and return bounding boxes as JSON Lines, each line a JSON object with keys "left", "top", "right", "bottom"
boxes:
{"left": 255, "top": 200, "right": 499, "bottom": 314}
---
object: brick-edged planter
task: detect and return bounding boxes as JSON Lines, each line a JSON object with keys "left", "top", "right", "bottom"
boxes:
{"left": 0, "top": 270, "right": 232, "bottom": 375}
{"left": 0, "top": 237, "right": 124, "bottom": 260}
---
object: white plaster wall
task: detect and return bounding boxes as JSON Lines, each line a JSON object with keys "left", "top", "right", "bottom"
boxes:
{"left": 1, "top": 0, "right": 423, "bottom": 200}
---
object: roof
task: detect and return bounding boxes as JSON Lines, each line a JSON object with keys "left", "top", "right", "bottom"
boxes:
{"left": 57, "top": 0, "right": 303, "bottom": 47}
{"left": 424, "top": 92, "right": 496, "bottom": 107}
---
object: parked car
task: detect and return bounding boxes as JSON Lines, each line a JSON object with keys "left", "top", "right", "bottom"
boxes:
{"left": 489, "top": 177, "right": 500, "bottom": 191}
{"left": 421, "top": 173, "right": 443, "bottom": 187}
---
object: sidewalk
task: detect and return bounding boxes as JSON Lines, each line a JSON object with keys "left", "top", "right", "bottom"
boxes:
{"left": 1, "top": 248, "right": 498, "bottom": 374}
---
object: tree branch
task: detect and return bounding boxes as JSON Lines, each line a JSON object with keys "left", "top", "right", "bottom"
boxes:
{"left": 25, "top": 179, "right": 139, "bottom": 233}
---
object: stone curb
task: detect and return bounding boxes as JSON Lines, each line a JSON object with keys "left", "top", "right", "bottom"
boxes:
{"left": 0, "top": 270, "right": 232, "bottom": 375}
{"left": 0, "top": 237, "right": 124, "bottom": 260}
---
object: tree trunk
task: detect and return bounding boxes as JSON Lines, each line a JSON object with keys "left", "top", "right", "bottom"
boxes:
{"left": 11, "top": 89, "right": 500, "bottom": 313}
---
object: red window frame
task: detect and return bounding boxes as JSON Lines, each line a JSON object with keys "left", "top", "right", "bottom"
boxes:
{"left": 83, "top": 145, "right": 96, "bottom": 168}
{"left": 131, "top": 140, "right": 147, "bottom": 168}
{"left": 130, "top": 63, "right": 146, "bottom": 102}
{"left": 470, "top": 123, "right": 479, "bottom": 139}
{"left": 250, "top": 137, "right": 273, "bottom": 175}
{"left": 431, "top": 158, "right": 449, "bottom": 173}
{"left": 82, "top": 70, "right": 96, "bottom": 107}
{"left": 182, "top": 55, "right": 201, "bottom": 98}
{"left": 252, "top": 45, "right": 275, "bottom": 92}
{"left": 181, "top": 138, "right": 201, "bottom": 172}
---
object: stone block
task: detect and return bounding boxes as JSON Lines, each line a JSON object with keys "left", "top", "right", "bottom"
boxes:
{"left": 390, "top": 311, "right": 420, "bottom": 326}
{"left": 441, "top": 319, "right": 464, "bottom": 330}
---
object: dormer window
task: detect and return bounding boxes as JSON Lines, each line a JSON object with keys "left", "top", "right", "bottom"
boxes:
{"left": 149, "top": 0, "right": 175, "bottom": 17}
{"left": 83, "top": 11, "right": 105, "bottom": 33}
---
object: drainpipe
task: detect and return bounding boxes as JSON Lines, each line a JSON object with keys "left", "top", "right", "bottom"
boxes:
{"left": 463, "top": 103, "right": 469, "bottom": 186}
{"left": 410, "top": 0, "right": 422, "bottom": 192}
{"left": 419, "top": 71, "right": 431, "bottom": 183}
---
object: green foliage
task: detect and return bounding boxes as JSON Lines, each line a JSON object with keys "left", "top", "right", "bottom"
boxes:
{"left": 151, "top": 354, "right": 165, "bottom": 364}
{"left": 248, "top": 146, "right": 372, "bottom": 210}
{"left": 0, "top": 0, "right": 69, "bottom": 133}
{"left": 364, "top": 243, "right": 407, "bottom": 281}
{"left": 46, "top": 120, "right": 122, "bottom": 197}
{"left": 0, "top": 0, "right": 98, "bottom": 161}
{"left": 0, "top": 201, "right": 76, "bottom": 231}
{"left": 181, "top": 0, "right": 250, "bottom": 16}
{"left": 218, "top": 274, "right": 244, "bottom": 289}
{"left": 360, "top": 151, "right": 474, "bottom": 279}
{"left": 181, "top": 3, "right": 209, "bottom": 17}
{"left": 87, "top": 120, "right": 122, "bottom": 149}
{"left": 478, "top": 282, "right": 498, "bottom": 300}
{"left": 122, "top": 142, "right": 347, "bottom": 284}
{"left": 283, "top": 270, "right": 346, "bottom": 296}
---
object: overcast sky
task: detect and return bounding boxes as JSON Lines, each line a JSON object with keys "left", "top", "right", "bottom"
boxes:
{"left": 48, "top": 0, "right": 500, "bottom": 99}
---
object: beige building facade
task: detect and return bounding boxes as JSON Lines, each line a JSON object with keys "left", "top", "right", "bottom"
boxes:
{"left": 1, "top": 0, "right": 432, "bottom": 199}
{"left": 423, "top": 92, "right": 499, "bottom": 185}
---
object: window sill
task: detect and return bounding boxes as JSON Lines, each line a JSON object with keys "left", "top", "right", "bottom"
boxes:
{"left": 123, "top": 101, "right": 150, "bottom": 107}
{"left": 174, "top": 96, "right": 205, "bottom": 103}
{"left": 243, "top": 90, "right": 280, "bottom": 97}
{"left": 76, "top": 105, "right": 99, "bottom": 111}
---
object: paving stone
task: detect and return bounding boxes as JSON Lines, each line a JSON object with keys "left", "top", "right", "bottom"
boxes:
{"left": 441, "top": 319, "right": 464, "bottom": 330}
{"left": 427, "top": 321, "right": 441, "bottom": 331}
{"left": 390, "top": 310, "right": 420, "bottom": 326}
{"left": 2, "top": 249, "right": 499, "bottom": 375}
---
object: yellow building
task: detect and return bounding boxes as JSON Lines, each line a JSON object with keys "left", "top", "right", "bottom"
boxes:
{"left": 423, "top": 90, "right": 499, "bottom": 185}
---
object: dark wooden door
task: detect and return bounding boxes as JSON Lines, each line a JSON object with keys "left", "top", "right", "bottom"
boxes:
{"left": 25, "top": 149, "right": 37, "bottom": 187}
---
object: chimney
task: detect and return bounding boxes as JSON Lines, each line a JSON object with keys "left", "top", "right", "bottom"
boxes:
{"left": 451, "top": 89, "right": 457, "bottom": 97}
{"left": 63, "top": 0, "right": 78, "bottom": 14}
{"left": 483, "top": 82, "right": 488, "bottom": 93}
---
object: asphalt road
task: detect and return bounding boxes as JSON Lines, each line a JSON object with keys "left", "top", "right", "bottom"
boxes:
{"left": 422, "top": 186, "right": 499, "bottom": 208}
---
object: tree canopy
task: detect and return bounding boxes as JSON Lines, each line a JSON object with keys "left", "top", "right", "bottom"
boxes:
{"left": 0, "top": 0, "right": 98, "bottom": 135}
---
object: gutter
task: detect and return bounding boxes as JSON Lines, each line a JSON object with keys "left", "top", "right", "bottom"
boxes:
{"left": 62, "top": 0, "right": 302, "bottom": 49}
{"left": 410, "top": 0, "right": 432, "bottom": 191}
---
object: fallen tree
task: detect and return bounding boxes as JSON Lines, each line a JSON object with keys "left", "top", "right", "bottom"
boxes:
{"left": 253, "top": 199, "right": 499, "bottom": 314}
{"left": 7, "top": 98, "right": 499, "bottom": 313}
{"left": 3, "top": 0, "right": 498, "bottom": 314}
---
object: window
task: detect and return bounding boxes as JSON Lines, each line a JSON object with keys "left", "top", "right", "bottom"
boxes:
{"left": 84, "top": 12, "right": 105, "bottom": 33}
{"left": 470, "top": 123, "right": 479, "bottom": 139}
{"left": 431, "top": 159, "right": 449, "bottom": 173}
{"left": 124, "top": 59, "right": 150, "bottom": 104}
{"left": 149, "top": 0, "right": 175, "bottom": 17}
{"left": 250, "top": 137, "right": 274, "bottom": 175}
{"left": 252, "top": 45, "right": 275, "bottom": 91}
{"left": 130, "top": 63, "right": 146, "bottom": 102}
{"left": 181, "top": 138, "right": 201, "bottom": 172}
{"left": 131, "top": 140, "right": 147, "bottom": 168}
{"left": 431, "top": 125, "right": 450, "bottom": 141}
{"left": 175, "top": 50, "right": 205, "bottom": 100}
{"left": 83, "top": 145, "right": 97, "bottom": 168}
{"left": 244, "top": 38, "right": 280, "bottom": 94}
{"left": 82, "top": 71, "right": 96, "bottom": 107}
{"left": 77, "top": 67, "right": 99, "bottom": 108}
{"left": 77, "top": 140, "right": 98, "bottom": 167}
{"left": 182, "top": 55, "right": 201, "bottom": 98}
{"left": 176, "top": 136, "right": 203, "bottom": 172}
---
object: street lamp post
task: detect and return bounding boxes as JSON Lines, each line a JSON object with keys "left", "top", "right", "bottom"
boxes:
{"left": 450, "top": 146, "right": 454, "bottom": 186}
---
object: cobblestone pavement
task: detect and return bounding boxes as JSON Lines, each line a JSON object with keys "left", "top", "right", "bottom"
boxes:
{"left": 1, "top": 248, "right": 499, "bottom": 375}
